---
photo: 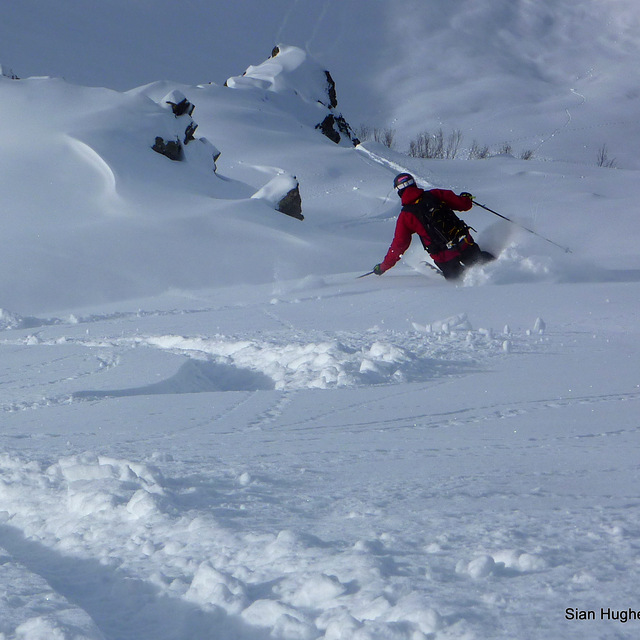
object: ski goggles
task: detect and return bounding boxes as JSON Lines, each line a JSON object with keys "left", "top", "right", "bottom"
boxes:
{"left": 394, "top": 177, "right": 415, "bottom": 191}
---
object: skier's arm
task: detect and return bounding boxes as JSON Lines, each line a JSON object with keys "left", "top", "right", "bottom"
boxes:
{"left": 379, "top": 212, "right": 413, "bottom": 272}
{"left": 430, "top": 189, "right": 473, "bottom": 212}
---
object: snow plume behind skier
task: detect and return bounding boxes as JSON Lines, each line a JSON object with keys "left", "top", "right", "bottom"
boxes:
{"left": 373, "top": 173, "right": 495, "bottom": 280}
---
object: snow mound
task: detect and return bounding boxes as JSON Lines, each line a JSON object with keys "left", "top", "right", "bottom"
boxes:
{"left": 138, "top": 321, "right": 541, "bottom": 391}
{"left": 0, "top": 309, "right": 59, "bottom": 331}
{"left": 457, "top": 550, "right": 548, "bottom": 579}
{"left": 72, "top": 358, "right": 276, "bottom": 399}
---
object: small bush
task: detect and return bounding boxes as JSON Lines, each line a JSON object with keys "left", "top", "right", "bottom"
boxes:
{"left": 596, "top": 144, "right": 617, "bottom": 168}
{"left": 468, "top": 140, "right": 490, "bottom": 159}
{"left": 408, "top": 131, "right": 430, "bottom": 158}
{"left": 355, "top": 124, "right": 372, "bottom": 142}
{"left": 374, "top": 127, "right": 396, "bottom": 148}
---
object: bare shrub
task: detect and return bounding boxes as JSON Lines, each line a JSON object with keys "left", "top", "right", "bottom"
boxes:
{"left": 355, "top": 124, "right": 372, "bottom": 142}
{"left": 596, "top": 144, "right": 617, "bottom": 168}
{"left": 432, "top": 129, "right": 445, "bottom": 158}
{"left": 445, "top": 129, "right": 463, "bottom": 159}
{"left": 408, "top": 131, "right": 432, "bottom": 158}
{"left": 408, "top": 128, "right": 463, "bottom": 159}
{"left": 468, "top": 140, "right": 490, "bottom": 159}
{"left": 355, "top": 125, "right": 396, "bottom": 149}
{"left": 374, "top": 127, "right": 396, "bottom": 149}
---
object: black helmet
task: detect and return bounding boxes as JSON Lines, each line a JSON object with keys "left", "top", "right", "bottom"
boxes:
{"left": 393, "top": 172, "right": 415, "bottom": 194}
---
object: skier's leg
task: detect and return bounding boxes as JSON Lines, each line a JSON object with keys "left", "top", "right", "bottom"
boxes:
{"left": 460, "top": 243, "right": 495, "bottom": 267}
{"left": 435, "top": 258, "right": 464, "bottom": 280}
{"left": 479, "top": 250, "right": 496, "bottom": 262}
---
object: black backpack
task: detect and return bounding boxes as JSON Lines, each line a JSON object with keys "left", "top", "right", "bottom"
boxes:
{"left": 403, "top": 192, "right": 471, "bottom": 253}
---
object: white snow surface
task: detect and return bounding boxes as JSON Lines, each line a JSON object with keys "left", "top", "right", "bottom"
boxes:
{"left": 1, "top": 3, "right": 640, "bottom": 639}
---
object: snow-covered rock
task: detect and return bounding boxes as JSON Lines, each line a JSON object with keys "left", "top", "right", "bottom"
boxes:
{"left": 226, "top": 45, "right": 359, "bottom": 146}
{"left": 252, "top": 172, "right": 303, "bottom": 220}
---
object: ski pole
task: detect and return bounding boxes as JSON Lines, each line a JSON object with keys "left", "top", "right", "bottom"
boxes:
{"left": 474, "top": 201, "right": 572, "bottom": 254}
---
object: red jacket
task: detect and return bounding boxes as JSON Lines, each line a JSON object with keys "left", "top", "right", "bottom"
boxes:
{"left": 380, "top": 186, "right": 473, "bottom": 270}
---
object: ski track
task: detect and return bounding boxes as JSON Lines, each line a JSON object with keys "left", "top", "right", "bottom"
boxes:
{"left": 2, "top": 314, "right": 540, "bottom": 409}
{"left": 268, "top": 389, "right": 640, "bottom": 437}
{"left": 1, "top": 391, "right": 638, "bottom": 640}
{"left": 2, "top": 307, "right": 635, "bottom": 442}
{"left": 2, "top": 300, "right": 639, "bottom": 639}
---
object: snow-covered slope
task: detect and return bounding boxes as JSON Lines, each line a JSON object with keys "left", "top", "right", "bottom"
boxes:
{"left": 384, "top": 0, "right": 640, "bottom": 168}
{"left": 1, "top": 3, "right": 640, "bottom": 639}
{"left": 4, "top": 0, "right": 640, "bottom": 167}
{"left": 0, "top": 47, "right": 370, "bottom": 313}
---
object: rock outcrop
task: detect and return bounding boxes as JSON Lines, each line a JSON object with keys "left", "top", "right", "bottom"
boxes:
{"left": 0, "top": 64, "right": 19, "bottom": 80}
{"left": 151, "top": 90, "right": 220, "bottom": 170}
{"left": 276, "top": 184, "right": 303, "bottom": 220}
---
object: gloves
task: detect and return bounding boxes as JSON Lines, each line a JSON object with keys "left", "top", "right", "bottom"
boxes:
{"left": 459, "top": 191, "right": 474, "bottom": 201}
{"left": 373, "top": 263, "right": 385, "bottom": 275}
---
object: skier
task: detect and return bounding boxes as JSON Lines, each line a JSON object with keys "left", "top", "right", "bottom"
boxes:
{"left": 373, "top": 173, "right": 495, "bottom": 280}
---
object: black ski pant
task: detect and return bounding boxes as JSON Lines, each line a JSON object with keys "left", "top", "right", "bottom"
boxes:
{"left": 435, "top": 243, "right": 496, "bottom": 280}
